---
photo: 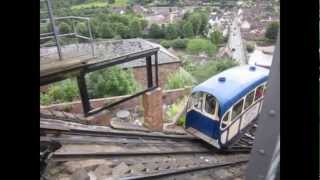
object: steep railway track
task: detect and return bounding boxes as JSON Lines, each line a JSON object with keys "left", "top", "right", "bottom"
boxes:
{"left": 41, "top": 115, "right": 255, "bottom": 179}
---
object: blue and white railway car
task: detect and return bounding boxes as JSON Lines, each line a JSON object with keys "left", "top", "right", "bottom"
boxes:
{"left": 185, "top": 65, "right": 269, "bottom": 149}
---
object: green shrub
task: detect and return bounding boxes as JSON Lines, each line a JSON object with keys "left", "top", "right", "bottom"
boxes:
{"left": 58, "top": 22, "right": 72, "bottom": 34}
{"left": 40, "top": 79, "right": 79, "bottom": 105}
{"left": 186, "top": 38, "right": 217, "bottom": 56}
{"left": 171, "top": 38, "right": 188, "bottom": 49}
{"left": 265, "top": 21, "right": 279, "bottom": 41}
{"left": 177, "top": 115, "right": 186, "bottom": 126}
{"left": 246, "top": 42, "right": 255, "bottom": 53}
{"left": 184, "top": 58, "right": 239, "bottom": 83}
{"left": 86, "top": 66, "right": 141, "bottom": 98}
{"left": 210, "top": 30, "right": 224, "bottom": 45}
{"left": 160, "top": 40, "right": 171, "bottom": 48}
{"left": 149, "top": 23, "right": 165, "bottom": 38}
{"left": 165, "top": 68, "right": 196, "bottom": 90}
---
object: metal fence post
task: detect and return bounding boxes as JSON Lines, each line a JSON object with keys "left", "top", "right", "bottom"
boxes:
{"left": 245, "top": 34, "right": 280, "bottom": 180}
{"left": 46, "top": 0, "right": 62, "bottom": 60}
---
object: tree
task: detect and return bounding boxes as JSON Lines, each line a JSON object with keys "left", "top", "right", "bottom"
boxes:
{"left": 98, "top": 22, "right": 114, "bottom": 38}
{"left": 114, "top": 23, "right": 131, "bottom": 38}
{"left": 149, "top": 23, "right": 165, "bottom": 38}
{"left": 182, "top": 22, "right": 194, "bottom": 38}
{"left": 188, "top": 13, "right": 202, "bottom": 36}
{"left": 87, "top": 67, "right": 140, "bottom": 98}
{"left": 58, "top": 22, "right": 71, "bottom": 34}
{"left": 265, "top": 21, "right": 279, "bottom": 41}
{"left": 199, "top": 12, "right": 209, "bottom": 35}
{"left": 210, "top": 30, "right": 223, "bottom": 45}
{"left": 129, "top": 19, "right": 142, "bottom": 38}
{"left": 76, "top": 22, "right": 88, "bottom": 36}
{"left": 165, "top": 23, "right": 178, "bottom": 40}
{"left": 186, "top": 38, "right": 217, "bottom": 56}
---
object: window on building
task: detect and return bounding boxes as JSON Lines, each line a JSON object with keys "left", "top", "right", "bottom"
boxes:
{"left": 204, "top": 94, "right": 217, "bottom": 116}
{"left": 232, "top": 99, "right": 244, "bottom": 120}
{"left": 255, "top": 85, "right": 264, "bottom": 101}
{"left": 244, "top": 91, "right": 254, "bottom": 109}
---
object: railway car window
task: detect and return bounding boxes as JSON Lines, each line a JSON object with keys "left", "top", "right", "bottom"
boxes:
{"left": 232, "top": 99, "right": 244, "bottom": 120}
{"left": 221, "top": 112, "right": 230, "bottom": 129}
{"left": 244, "top": 91, "right": 254, "bottom": 109}
{"left": 191, "top": 92, "right": 203, "bottom": 111}
{"left": 263, "top": 84, "right": 268, "bottom": 95}
{"left": 254, "top": 85, "right": 264, "bottom": 101}
{"left": 204, "top": 94, "right": 216, "bottom": 116}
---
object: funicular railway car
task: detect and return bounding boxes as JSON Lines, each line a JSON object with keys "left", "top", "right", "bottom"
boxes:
{"left": 185, "top": 65, "right": 269, "bottom": 149}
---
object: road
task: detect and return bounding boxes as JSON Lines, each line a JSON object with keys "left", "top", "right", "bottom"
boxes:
{"left": 228, "top": 16, "right": 247, "bottom": 65}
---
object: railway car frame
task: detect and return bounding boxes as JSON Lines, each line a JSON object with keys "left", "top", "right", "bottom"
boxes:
{"left": 185, "top": 65, "right": 269, "bottom": 149}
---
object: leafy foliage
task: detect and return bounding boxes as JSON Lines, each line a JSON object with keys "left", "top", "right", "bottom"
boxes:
{"left": 265, "top": 21, "right": 279, "bottom": 41}
{"left": 183, "top": 58, "right": 239, "bottom": 83}
{"left": 40, "top": 79, "right": 79, "bottom": 105}
{"left": 149, "top": 24, "right": 165, "bottom": 38}
{"left": 160, "top": 40, "right": 171, "bottom": 48}
{"left": 165, "top": 23, "right": 179, "bottom": 40}
{"left": 170, "top": 38, "right": 188, "bottom": 49}
{"left": 246, "top": 42, "right": 255, "bottom": 53}
{"left": 182, "top": 21, "right": 194, "bottom": 38}
{"left": 58, "top": 22, "right": 71, "bottom": 34}
{"left": 86, "top": 66, "right": 141, "bottom": 98}
{"left": 186, "top": 38, "right": 217, "bottom": 56}
{"left": 98, "top": 22, "right": 114, "bottom": 38}
{"left": 210, "top": 29, "right": 224, "bottom": 45}
{"left": 165, "top": 68, "right": 196, "bottom": 90}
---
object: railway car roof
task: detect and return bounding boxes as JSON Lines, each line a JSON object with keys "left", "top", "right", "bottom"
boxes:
{"left": 192, "top": 65, "right": 269, "bottom": 115}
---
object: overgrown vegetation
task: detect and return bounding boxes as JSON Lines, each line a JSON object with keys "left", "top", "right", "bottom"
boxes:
{"left": 40, "top": 79, "right": 79, "bottom": 105}
{"left": 160, "top": 38, "right": 189, "bottom": 49}
{"left": 265, "top": 21, "right": 279, "bottom": 42}
{"left": 165, "top": 96, "right": 188, "bottom": 124}
{"left": 186, "top": 38, "right": 217, "bottom": 56}
{"left": 40, "top": 67, "right": 142, "bottom": 105}
{"left": 86, "top": 66, "right": 141, "bottom": 98}
{"left": 165, "top": 68, "right": 196, "bottom": 90}
{"left": 183, "top": 58, "right": 239, "bottom": 83}
{"left": 246, "top": 42, "right": 255, "bottom": 53}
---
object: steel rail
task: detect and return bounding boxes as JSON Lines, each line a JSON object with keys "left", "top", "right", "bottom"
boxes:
{"left": 120, "top": 159, "right": 249, "bottom": 180}
{"left": 51, "top": 150, "right": 216, "bottom": 162}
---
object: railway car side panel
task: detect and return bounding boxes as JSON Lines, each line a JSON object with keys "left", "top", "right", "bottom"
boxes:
{"left": 186, "top": 110, "right": 220, "bottom": 139}
{"left": 241, "top": 102, "right": 260, "bottom": 130}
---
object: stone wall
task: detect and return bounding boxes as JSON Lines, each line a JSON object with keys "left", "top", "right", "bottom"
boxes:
{"left": 41, "top": 87, "right": 192, "bottom": 115}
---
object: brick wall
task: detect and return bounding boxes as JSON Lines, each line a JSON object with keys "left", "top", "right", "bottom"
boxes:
{"left": 132, "top": 62, "right": 181, "bottom": 88}
{"left": 41, "top": 87, "right": 192, "bottom": 115}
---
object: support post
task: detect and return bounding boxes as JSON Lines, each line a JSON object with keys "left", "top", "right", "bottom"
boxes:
{"left": 154, "top": 52, "right": 159, "bottom": 87}
{"left": 77, "top": 72, "right": 91, "bottom": 116}
{"left": 46, "top": 0, "right": 62, "bottom": 60}
{"left": 245, "top": 35, "right": 280, "bottom": 180}
{"left": 146, "top": 56, "right": 153, "bottom": 88}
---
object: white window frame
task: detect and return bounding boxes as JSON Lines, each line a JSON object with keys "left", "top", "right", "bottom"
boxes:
{"left": 219, "top": 81, "right": 268, "bottom": 131}
{"left": 202, "top": 93, "right": 219, "bottom": 121}
{"left": 220, "top": 110, "right": 231, "bottom": 130}
{"left": 244, "top": 90, "right": 255, "bottom": 110}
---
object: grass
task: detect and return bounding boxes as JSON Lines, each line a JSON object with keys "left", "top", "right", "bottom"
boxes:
{"left": 71, "top": 2, "right": 108, "bottom": 10}
{"left": 111, "top": 0, "right": 128, "bottom": 7}
{"left": 71, "top": 0, "right": 128, "bottom": 10}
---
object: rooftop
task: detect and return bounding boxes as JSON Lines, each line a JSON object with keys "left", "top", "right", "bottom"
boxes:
{"left": 40, "top": 39, "right": 180, "bottom": 83}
